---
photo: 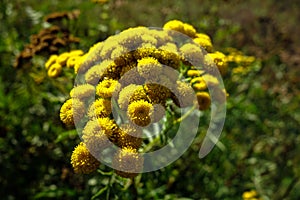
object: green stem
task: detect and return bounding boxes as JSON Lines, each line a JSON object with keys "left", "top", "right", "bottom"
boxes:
{"left": 173, "top": 105, "right": 196, "bottom": 124}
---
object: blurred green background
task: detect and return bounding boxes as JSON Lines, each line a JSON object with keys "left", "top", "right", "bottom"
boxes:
{"left": 0, "top": 0, "right": 299, "bottom": 199}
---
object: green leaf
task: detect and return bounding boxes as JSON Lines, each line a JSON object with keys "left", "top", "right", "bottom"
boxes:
{"left": 55, "top": 130, "right": 78, "bottom": 143}
{"left": 91, "top": 186, "right": 108, "bottom": 200}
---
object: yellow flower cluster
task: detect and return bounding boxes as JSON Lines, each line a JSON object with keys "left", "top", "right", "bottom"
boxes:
{"left": 163, "top": 20, "right": 213, "bottom": 52}
{"left": 163, "top": 20, "right": 228, "bottom": 76}
{"left": 45, "top": 49, "right": 85, "bottom": 78}
{"left": 71, "top": 142, "right": 100, "bottom": 174}
{"left": 242, "top": 190, "right": 261, "bottom": 200}
{"left": 186, "top": 66, "right": 228, "bottom": 110}
{"left": 62, "top": 20, "right": 230, "bottom": 177}
{"left": 225, "top": 47, "right": 256, "bottom": 75}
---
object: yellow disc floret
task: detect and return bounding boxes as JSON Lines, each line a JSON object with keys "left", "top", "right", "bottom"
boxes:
{"left": 118, "top": 84, "right": 141, "bottom": 110}
{"left": 96, "top": 78, "right": 120, "bottom": 98}
{"left": 82, "top": 119, "right": 112, "bottom": 154}
{"left": 127, "top": 100, "right": 153, "bottom": 127}
{"left": 87, "top": 98, "right": 112, "bottom": 119}
{"left": 70, "top": 84, "right": 95, "bottom": 100}
{"left": 115, "top": 123, "right": 143, "bottom": 149}
{"left": 112, "top": 147, "right": 144, "bottom": 178}
{"left": 47, "top": 63, "right": 62, "bottom": 78}
{"left": 137, "top": 57, "right": 162, "bottom": 80}
{"left": 45, "top": 55, "right": 58, "bottom": 70}
{"left": 60, "top": 98, "right": 85, "bottom": 126}
{"left": 196, "top": 92, "right": 211, "bottom": 111}
{"left": 71, "top": 142, "right": 100, "bottom": 174}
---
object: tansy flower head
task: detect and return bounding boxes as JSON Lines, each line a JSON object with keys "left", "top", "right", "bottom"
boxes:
{"left": 127, "top": 100, "right": 154, "bottom": 127}
{"left": 190, "top": 76, "right": 207, "bottom": 91}
{"left": 96, "top": 78, "right": 120, "bottom": 98}
{"left": 206, "top": 51, "right": 228, "bottom": 76}
{"left": 74, "top": 54, "right": 87, "bottom": 74}
{"left": 117, "top": 84, "right": 140, "bottom": 110}
{"left": 101, "top": 61, "right": 121, "bottom": 80}
{"left": 45, "top": 54, "right": 58, "bottom": 70}
{"left": 115, "top": 123, "right": 143, "bottom": 149}
{"left": 150, "top": 29, "right": 173, "bottom": 46}
{"left": 133, "top": 47, "right": 157, "bottom": 60}
{"left": 85, "top": 61, "right": 112, "bottom": 85}
{"left": 119, "top": 66, "right": 145, "bottom": 87}
{"left": 66, "top": 56, "right": 81, "bottom": 68}
{"left": 163, "top": 20, "right": 185, "bottom": 33}
{"left": 47, "top": 63, "right": 62, "bottom": 78}
{"left": 182, "top": 23, "right": 197, "bottom": 38}
{"left": 56, "top": 52, "right": 70, "bottom": 66}
{"left": 96, "top": 117, "right": 118, "bottom": 138}
{"left": 192, "top": 82, "right": 207, "bottom": 91}
{"left": 202, "top": 74, "right": 219, "bottom": 86}
{"left": 143, "top": 83, "right": 171, "bottom": 105}
{"left": 159, "top": 42, "right": 178, "bottom": 54}
{"left": 112, "top": 147, "right": 144, "bottom": 178}
{"left": 194, "top": 33, "right": 213, "bottom": 52}
{"left": 137, "top": 57, "right": 162, "bottom": 80}
{"left": 71, "top": 142, "right": 100, "bottom": 174}
{"left": 128, "top": 85, "right": 149, "bottom": 104}
{"left": 164, "top": 20, "right": 197, "bottom": 38}
{"left": 69, "top": 49, "right": 84, "bottom": 57}
{"left": 70, "top": 84, "right": 95, "bottom": 100}
{"left": 172, "top": 81, "right": 195, "bottom": 108}
{"left": 187, "top": 69, "right": 205, "bottom": 77}
{"left": 110, "top": 46, "right": 131, "bottom": 66}
{"left": 82, "top": 119, "right": 112, "bottom": 155}
{"left": 196, "top": 92, "right": 211, "bottom": 111}
{"left": 242, "top": 190, "right": 259, "bottom": 200}
{"left": 87, "top": 98, "right": 112, "bottom": 119}
{"left": 100, "top": 40, "right": 119, "bottom": 59}
{"left": 180, "top": 43, "right": 204, "bottom": 66}
{"left": 157, "top": 49, "right": 181, "bottom": 69}
{"left": 60, "top": 98, "right": 85, "bottom": 126}
{"left": 141, "top": 35, "right": 157, "bottom": 46}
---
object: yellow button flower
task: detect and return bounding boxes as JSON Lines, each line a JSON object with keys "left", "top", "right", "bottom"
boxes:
{"left": 47, "top": 63, "right": 62, "bottom": 78}
{"left": 205, "top": 51, "right": 228, "bottom": 76}
{"left": 242, "top": 190, "right": 259, "bottom": 200}
{"left": 56, "top": 52, "right": 70, "bottom": 66}
{"left": 87, "top": 98, "right": 112, "bottom": 119}
{"left": 180, "top": 43, "right": 203, "bottom": 66}
{"left": 115, "top": 123, "right": 143, "bottom": 149}
{"left": 45, "top": 54, "right": 58, "bottom": 70}
{"left": 182, "top": 23, "right": 197, "bottom": 38}
{"left": 187, "top": 69, "right": 205, "bottom": 77}
{"left": 69, "top": 49, "right": 84, "bottom": 57}
{"left": 70, "top": 84, "right": 95, "bottom": 100}
{"left": 71, "top": 142, "right": 100, "bottom": 174}
{"left": 66, "top": 56, "right": 81, "bottom": 68}
{"left": 82, "top": 119, "right": 112, "bottom": 154}
{"left": 196, "top": 92, "right": 211, "bottom": 111}
{"left": 137, "top": 57, "right": 162, "bottom": 80}
{"left": 144, "top": 83, "right": 171, "bottom": 105}
{"left": 194, "top": 33, "right": 213, "bottom": 52}
{"left": 173, "top": 81, "right": 195, "bottom": 107}
{"left": 163, "top": 20, "right": 185, "bottom": 34}
{"left": 112, "top": 147, "right": 144, "bottom": 178}
{"left": 60, "top": 98, "right": 85, "bottom": 126}
{"left": 118, "top": 84, "right": 140, "bottom": 110}
{"left": 96, "top": 78, "right": 120, "bottom": 98}
{"left": 127, "top": 100, "right": 153, "bottom": 127}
